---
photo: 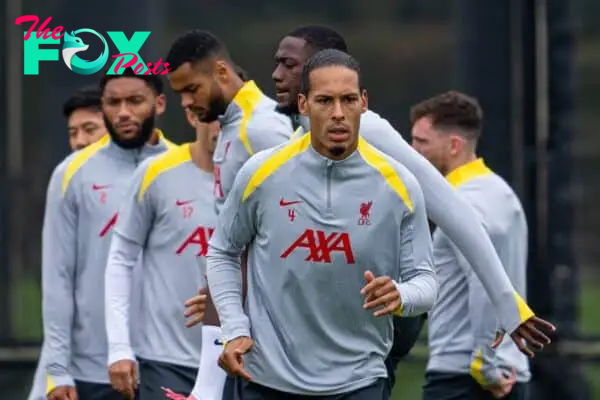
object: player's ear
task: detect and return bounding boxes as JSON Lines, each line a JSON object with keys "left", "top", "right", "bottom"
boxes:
{"left": 449, "top": 134, "right": 463, "bottom": 156}
{"left": 298, "top": 93, "right": 309, "bottom": 116}
{"left": 214, "top": 60, "right": 228, "bottom": 84}
{"left": 360, "top": 89, "right": 368, "bottom": 113}
{"left": 154, "top": 93, "right": 167, "bottom": 116}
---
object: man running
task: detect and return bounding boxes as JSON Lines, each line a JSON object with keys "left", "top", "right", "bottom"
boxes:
{"left": 208, "top": 49, "right": 437, "bottom": 400}
{"left": 43, "top": 69, "right": 175, "bottom": 400}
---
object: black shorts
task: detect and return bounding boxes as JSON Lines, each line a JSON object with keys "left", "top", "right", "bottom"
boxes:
{"left": 137, "top": 357, "right": 197, "bottom": 400}
{"left": 422, "top": 372, "right": 529, "bottom": 400}
{"left": 75, "top": 380, "right": 133, "bottom": 400}
{"left": 234, "top": 378, "right": 389, "bottom": 400}
{"left": 384, "top": 315, "right": 427, "bottom": 394}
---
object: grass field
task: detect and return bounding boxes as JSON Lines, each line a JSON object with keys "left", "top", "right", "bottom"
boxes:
{"left": 9, "top": 276, "right": 600, "bottom": 399}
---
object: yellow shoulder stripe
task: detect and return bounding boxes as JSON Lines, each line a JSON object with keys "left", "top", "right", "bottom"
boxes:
{"left": 156, "top": 129, "right": 178, "bottom": 149}
{"left": 289, "top": 126, "right": 303, "bottom": 141}
{"left": 242, "top": 133, "right": 311, "bottom": 202}
{"left": 62, "top": 134, "right": 110, "bottom": 196}
{"left": 446, "top": 158, "right": 492, "bottom": 188}
{"left": 138, "top": 144, "right": 191, "bottom": 202}
{"left": 234, "top": 80, "right": 264, "bottom": 156}
{"left": 357, "top": 137, "right": 414, "bottom": 212}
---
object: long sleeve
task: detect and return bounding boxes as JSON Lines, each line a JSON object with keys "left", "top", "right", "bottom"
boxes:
{"left": 105, "top": 233, "right": 143, "bottom": 365}
{"left": 393, "top": 173, "right": 438, "bottom": 317}
{"left": 105, "top": 163, "right": 153, "bottom": 365}
{"left": 42, "top": 164, "right": 77, "bottom": 388}
{"left": 206, "top": 161, "right": 258, "bottom": 342}
{"left": 361, "top": 112, "right": 533, "bottom": 332}
{"left": 448, "top": 240, "right": 501, "bottom": 385}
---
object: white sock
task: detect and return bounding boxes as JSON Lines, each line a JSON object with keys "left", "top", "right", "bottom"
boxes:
{"left": 190, "top": 325, "right": 227, "bottom": 400}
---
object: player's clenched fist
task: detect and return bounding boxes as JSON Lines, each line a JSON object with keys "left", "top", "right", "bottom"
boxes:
{"left": 108, "top": 359, "right": 138, "bottom": 399}
{"left": 218, "top": 336, "right": 254, "bottom": 381}
{"left": 361, "top": 270, "right": 402, "bottom": 317}
{"left": 47, "top": 385, "right": 77, "bottom": 400}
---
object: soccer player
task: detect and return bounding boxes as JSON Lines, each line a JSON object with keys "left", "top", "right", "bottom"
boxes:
{"left": 411, "top": 92, "right": 531, "bottom": 400}
{"left": 270, "top": 25, "right": 554, "bottom": 372}
{"left": 164, "top": 29, "right": 293, "bottom": 216}
{"left": 42, "top": 69, "right": 176, "bottom": 400}
{"left": 208, "top": 49, "right": 437, "bottom": 399}
{"left": 272, "top": 25, "right": 428, "bottom": 390}
{"left": 104, "top": 109, "right": 225, "bottom": 400}
{"left": 165, "top": 31, "right": 293, "bottom": 400}
{"left": 28, "top": 85, "right": 108, "bottom": 400}
{"left": 64, "top": 85, "right": 107, "bottom": 151}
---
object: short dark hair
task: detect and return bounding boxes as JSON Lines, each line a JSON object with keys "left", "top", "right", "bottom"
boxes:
{"left": 288, "top": 25, "right": 348, "bottom": 54}
{"left": 166, "top": 29, "right": 230, "bottom": 72}
{"left": 63, "top": 85, "right": 101, "bottom": 118}
{"left": 99, "top": 67, "right": 164, "bottom": 95}
{"left": 410, "top": 91, "right": 483, "bottom": 140}
{"left": 300, "top": 49, "right": 361, "bottom": 95}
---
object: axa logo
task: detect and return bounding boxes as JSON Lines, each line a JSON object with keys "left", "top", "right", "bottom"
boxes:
{"left": 176, "top": 226, "right": 215, "bottom": 256}
{"left": 15, "top": 15, "right": 171, "bottom": 75}
{"left": 280, "top": 228, "right": 355, "bottom": 264}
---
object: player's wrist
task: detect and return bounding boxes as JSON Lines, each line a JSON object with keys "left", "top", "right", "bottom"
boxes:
{"left": 392, "top": 280, "right": 409, "bottom": 316}
{"left": 107, "top": 345, "right": 135, "bottom": 366}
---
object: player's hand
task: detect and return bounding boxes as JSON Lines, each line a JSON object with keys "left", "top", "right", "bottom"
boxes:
{"left": 492, "top": 316, "right": 556, "bottom": 357}
{"left": 184, "top": 290, "right": 207, "bottom": 328}
{"left": 483, "top": 368, "right": 517, "bottom": 398}
{"left": 218, "top": 336, "right": 254, "bottom": 381}
{"left": 361, "top": 270, "right": 402, "bottom": 317}
{"left": 47, "top": 386, "right": 77, "bottom": 400}
{"left": 108, "top": 359, "right": 138, "bottom": 399}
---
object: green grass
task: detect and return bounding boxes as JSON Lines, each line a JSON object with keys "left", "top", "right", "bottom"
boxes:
{"left": 9, "top": 275, "right": 600, "bottom": 398}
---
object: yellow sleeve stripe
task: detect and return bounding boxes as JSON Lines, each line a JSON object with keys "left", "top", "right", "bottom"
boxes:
{"left": 138, "top": 144, "right": 191, "bottom": 202}
{"left": 46, "top": 373, "right": 55, "bottom": 395}
{"left": 233, "top": 81, "right": 264, "bottom": 156}
{"left": 357, "top": 137, "right": 414, "bottom": 212}
{"left": 61, "top": 134, "right": 110, "bottom": 196}
{"left": 515, "top": 292, "right": 535, "bottom": 322}
{"left": 242, "top": 133, "right": 311, "bottom": 202}
{"left": 470, "top": 348, "right": 487, "bottom": 386}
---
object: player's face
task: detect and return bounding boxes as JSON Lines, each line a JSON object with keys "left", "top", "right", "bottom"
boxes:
{"left": 411, "top": 117, "right": 453, "bottom": 174}
{"left": 168, "top": 61, "right": 228, "bottom": 123}
{"left": 298, "top": 66, "right": 367, "bottom": 160}
{"left": 102, "top": 77, "right": 166, "bottom": 149}
{"left": 272, "top": 36, "right": 311, "bottom": 115}
{"left": 67, "top": 108, "right": 106, "bottom": 151}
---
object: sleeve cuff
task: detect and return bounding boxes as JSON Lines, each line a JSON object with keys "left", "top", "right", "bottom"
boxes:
{"left": 470, "top": 348, "right": 501, "bottom": 386}
{"left": 46, "top": 373, "right": 75, "bottom": 394}
{"left": 108, "top": 345, "right": 135, "bottom": 366}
